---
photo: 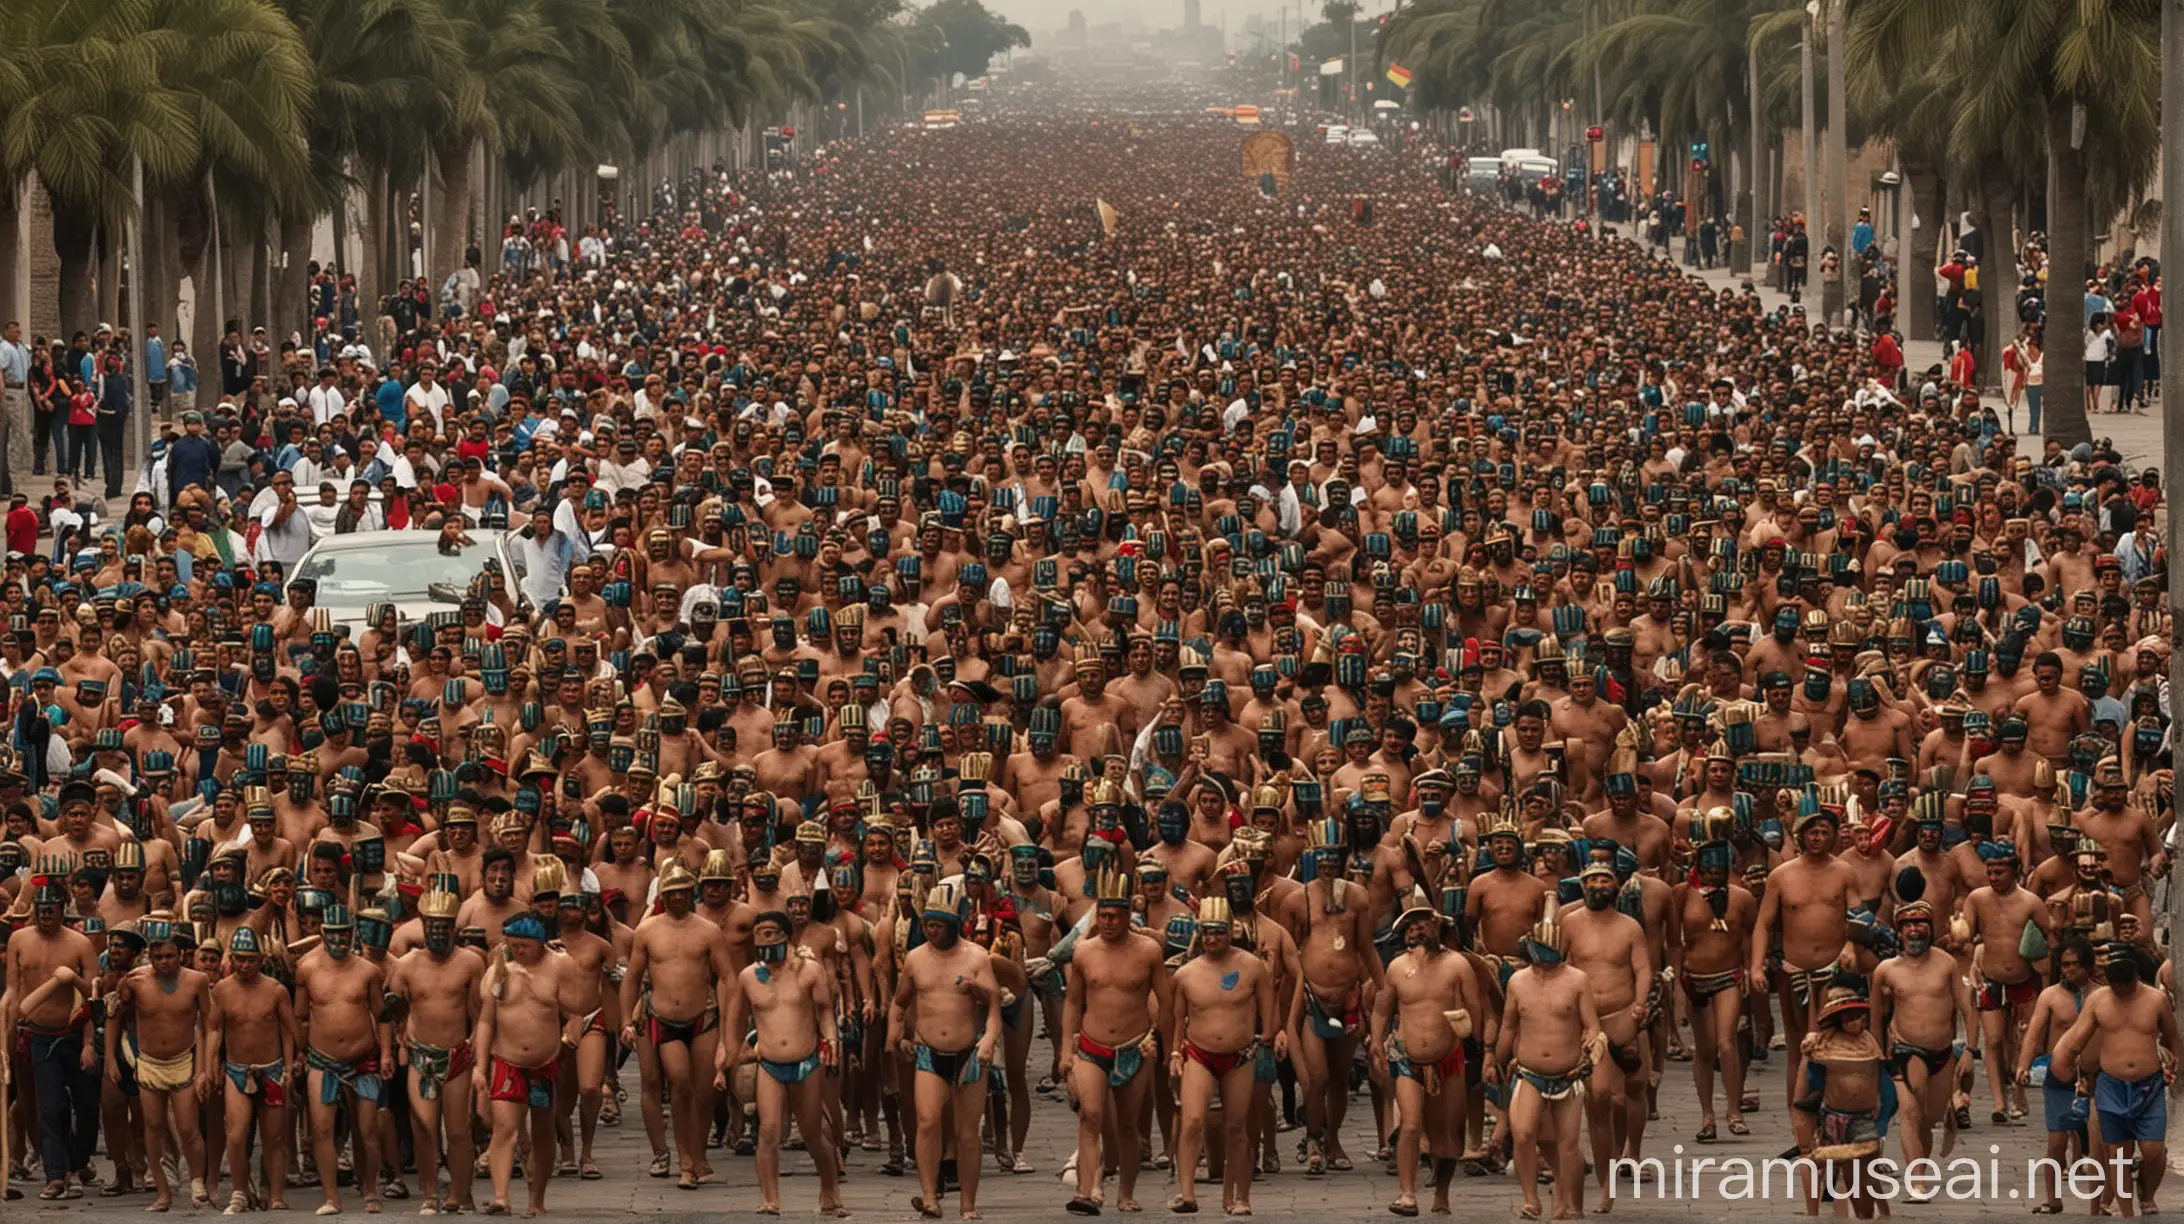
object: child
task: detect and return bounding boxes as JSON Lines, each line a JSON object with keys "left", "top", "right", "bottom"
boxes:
{"left": 1792, "top": 979, "right": 1896, "bottom": 1215}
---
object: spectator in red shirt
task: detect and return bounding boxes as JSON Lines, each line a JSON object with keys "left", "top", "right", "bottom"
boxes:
{"left": 1872, "top": 330, "right": 1904, "bottom": 390}
{"left": 2132, "top": 274, "right": 2161, "bottom": 396}
{"left": 5, "top": 491, "right": 37, "bottom": 557}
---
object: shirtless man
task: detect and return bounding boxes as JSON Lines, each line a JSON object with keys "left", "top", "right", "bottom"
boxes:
{"left": 294, "top": 903, "right": 393, "bottom": 1215}
{"left": 1058, "top": 864, "right": 1170, "bottom": 1215}
{"left": 551, "top": 884, "right": 618, "bottom": 1181}
{"left": 1558, "top": 853, "right": 1653, "bottom": 1207}
{"left": 472, "top": 912, "right": 582, "bottom": 1217}
{"left": 1168, "top": 896, "right": 1282, "bottom": 1217}
{"left": 618, "top": 862, "right": 736, "bottom": 1189}
{"left": 890, "top": 881, "right": 1003, "bottom": 1219}
{"left": 2016, "top": 936, "right": 2094, "bottom": 1213}
{"left": 1749, "top": 807, "right": 1859, "bottom": 1105}
{"left": 104, "top": 919, "right": 217, "bottom": 1211}
{"left": 1287, "top": 819, "right": 1385, "bottom": 1174}
{"left": 1964, "top": 840, "right": 2053, "bottom": 1124}
{"left": 715, "top": 909, "right": 846, "bottom": 1217}
{"left": 1671, "top": 814, "right": 1757, "bottom": 1142}
{"left": 1370, "top": 888, "right": 1484, "bottom": 1217}
{"left": 1490, "top": 904, "right": 1601, "bottom": 1221}
{"left": 209, "top": 927, "right": 298, "bottom": 1214}
{"left": 1870, "top": 896, "right": 1976, "bottom": 1179}
{"left": 2, "top": 877, "right": 101, "bottom": 1201}
{"left": 388, "top": 887, "right": 486, "bottom": 1214}
{"left": 2053, "top": 940, "right": 2179, "bottom": 1215}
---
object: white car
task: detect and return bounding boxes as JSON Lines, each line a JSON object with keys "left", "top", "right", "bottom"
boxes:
{"left": 1323, "top": 125, "right": 1350, "bottom": 144}
{"left": 291, "top": 529, "right": 524, "bottom": 636}
{"left": 1347, "top": 129, "right": 1382, "bottom": 147}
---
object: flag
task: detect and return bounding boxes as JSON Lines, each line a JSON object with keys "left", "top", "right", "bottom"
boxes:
{"left": 1319, "top": 58, "right": 1344, "bottom": 76}
{"left": 1095, "top": 198, "right": 1118, "bottom": 238}
{"left": 1385, "top": 63, "right": 1413, "bottom": 88}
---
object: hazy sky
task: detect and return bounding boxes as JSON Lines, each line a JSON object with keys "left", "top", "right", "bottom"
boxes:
{"left": 986, "top": 0, "right": 1401, "bottom": 37}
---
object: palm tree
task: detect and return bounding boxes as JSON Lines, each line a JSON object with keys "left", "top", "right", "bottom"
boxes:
{"left": 275, "top": 0, "right": 458, "bottom": 349}
{"left": 1853, "top": 0, "right": 2159, "bottom": 445}
{"left": 423, "top": 0, "right": 604, "bottom": 294}
{"left": 0, "top": 0, "right": 314, "bottom": 338}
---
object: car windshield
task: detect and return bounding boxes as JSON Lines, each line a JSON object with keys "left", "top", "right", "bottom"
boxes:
{"left": 292, "top": 538, "right": 496, "bottom": 604}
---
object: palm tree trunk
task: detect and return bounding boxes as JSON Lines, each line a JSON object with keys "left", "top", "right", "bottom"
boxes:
{"left": 1901, "top": 164, "right": 1942, "bottom": 342}
{"left": 1824, "top": 0, "right": 1848, "bottom": 322}
{"left": 2042, "top": 98, "right": 2090, "bottom": 446}
{"left": 429, "top": 137, "right": 477, "bottom": 300}
{"left": 172, "top": 186, "right": 219, "bottom": 393}
{"left": 0, "top": 181, "right": 20, "bottom": 330}
{"left": 54, "top": 208, "right": 97, "bottom": 340}
{"left": 274, "top": 213, "right": 312, "bottom": 350}
{"left": 1975, "top": 169, "right": 2016, "bottom": 392}
{"left": 96, "top": 224, "right": 121, "bottom": 331}
{"left": 361, "top": 167, "right": 386, "bottom": 318}
{"left": 249, "top": 227, "right": 270, "bottom": 333}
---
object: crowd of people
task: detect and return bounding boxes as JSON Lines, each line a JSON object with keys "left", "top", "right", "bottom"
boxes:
{"left": 0, "top": 72, "right": 2177, "bottom": 1223}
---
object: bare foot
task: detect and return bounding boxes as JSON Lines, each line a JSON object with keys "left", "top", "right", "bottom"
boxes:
{"left": 1223, "top": 1207, "right": 1252, "bottom": 1217}
{"left": 757, "top": 1206, "right": 779, "bottom": 1217}
{"left": 819, "top": 1205, "right": 853, "bottom": 1218}
{"left": 147, "top": 1198, "right": 173, "bottom": 1213}
{"left": 1517, "top": 1203, "right": 1542, "bottom": 1220}
{"left": 1118, "top": 1200, "right": 1142, "bottom": 1213}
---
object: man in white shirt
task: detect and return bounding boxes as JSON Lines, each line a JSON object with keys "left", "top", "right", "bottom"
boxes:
{"left": 306, "top": 367, "right": 346, "bottom": 424}
{"left": 404, "top": 364, "right": 454, "bottom": 434}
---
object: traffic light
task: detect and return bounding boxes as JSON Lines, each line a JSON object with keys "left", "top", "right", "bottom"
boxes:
{"left": 1691, "top": 141, "right": 1709, "bottom": 165}
{"left": 1691, "top": 157, "right": 1705, "bottom": 173}
{"left": 1586, "top": 125, "right": 1603, "bottom": 143}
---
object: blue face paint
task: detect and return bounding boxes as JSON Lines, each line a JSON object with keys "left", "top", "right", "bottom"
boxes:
{"left": 1220, "top": 971, "right": 1240, "bottom": 991}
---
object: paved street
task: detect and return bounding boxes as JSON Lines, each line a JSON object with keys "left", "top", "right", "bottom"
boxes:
{"left": 10, "top": 1030, "right": 2080, "bottom": 1220}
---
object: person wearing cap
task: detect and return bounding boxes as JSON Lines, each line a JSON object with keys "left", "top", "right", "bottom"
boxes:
{"left": 714, "top": 906, "right": 846, "bottom": 1217}
{"left": 7, "top": 868, "right": 103, "bottom": 1200}
{"left": 103, "top": 916, "right": 217, "bottom": 1210}
{"left": 1167, "top": 894, "right": 1280, "bottom": 1217}
{"left": 1055, "top": 859, "right": 1167, "bottom": 1215}
{"left": 1790, "top": 981, "right": 1887, "bottom": 1210}
{"left": 387, "top": 886, "right": 487, "bottom": 1212}
{"left": 473, "top": 910, "right": 578, "bottom": 1217}
{"left": 617, "top": 861, "right": 736, "bottom": 1189}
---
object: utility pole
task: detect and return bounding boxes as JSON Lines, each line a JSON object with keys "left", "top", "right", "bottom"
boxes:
{"left": 1825, "top": 0, "right": 1849, "bottom": 324}
{"left": 128, "top": 152, "right": 147, "bottom": 466}
{"left": 2161, "top": 0, "right": 2184, "bottom": 1131}
{"left": 1347, "top": 6, "right": 1356, "bottom": 121}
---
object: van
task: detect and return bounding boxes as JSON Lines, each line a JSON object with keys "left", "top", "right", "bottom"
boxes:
{"left": 1464, "top": 156, "right": 1502, "bottom": 191}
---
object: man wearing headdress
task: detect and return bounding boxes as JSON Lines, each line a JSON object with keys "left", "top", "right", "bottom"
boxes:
{"left": 1748, "top": 802, "right": 1860, "bottom": 1108}
{"left": 1057, "top": 858, "right": 1168, "bottom": 1215}
{"left": 716, "top": 906, "right": 846, "bottom": 1217}
{"left": 387, "top": 884, "right": 486, "bottom": 1213}
{"left": 1869, "top": 878, "right": 1976, "bottom": 1178}
{"left": 2073, "top": 755, "right": 2165, "bottom": 938}
{"left": 208, "top": 926, "right": 296, "bottom": 1213}
{"left": 104, "top": 916, "right": 216, "bottom": 1210}
{"left": 473, "top": 910, "right": 582, "bottom": 1217}
{"left": 1962, "top": 836, "right": 2053, "bottom": 1125}
{"left": 1671, "top": 810, "right": 1757, "bottom": 1142}
{"left": 1490, "top": 900, "right": 1600, "bottom": 1220}
{"left": 619, "top": 861, "right": 736, "bottom": 1188}
{"left": 1369, "top": 886, "right": 1484, "bottom": 1217}
{"left": 1167, "top": 894, "right": 1282, "bottom": 1217}
{"left": 1557, "top": 844, "right": 1654, "bottom": 1205}
{"left": 1463, "top": 810, "right": 1552, "bottom": 993}
{"left": 293, "top": 902, "right": 393, "bottom": 1215}
{"left": 550, "top": 871, "right": 619, "bottom": 1181}
{"left": 889, "top": 878, "right": 1003, "bottom": 1219}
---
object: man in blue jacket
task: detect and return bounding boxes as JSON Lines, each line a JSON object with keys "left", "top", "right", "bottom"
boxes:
{"left": 164, "top": 410, "right": 221, "bottom": 506}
